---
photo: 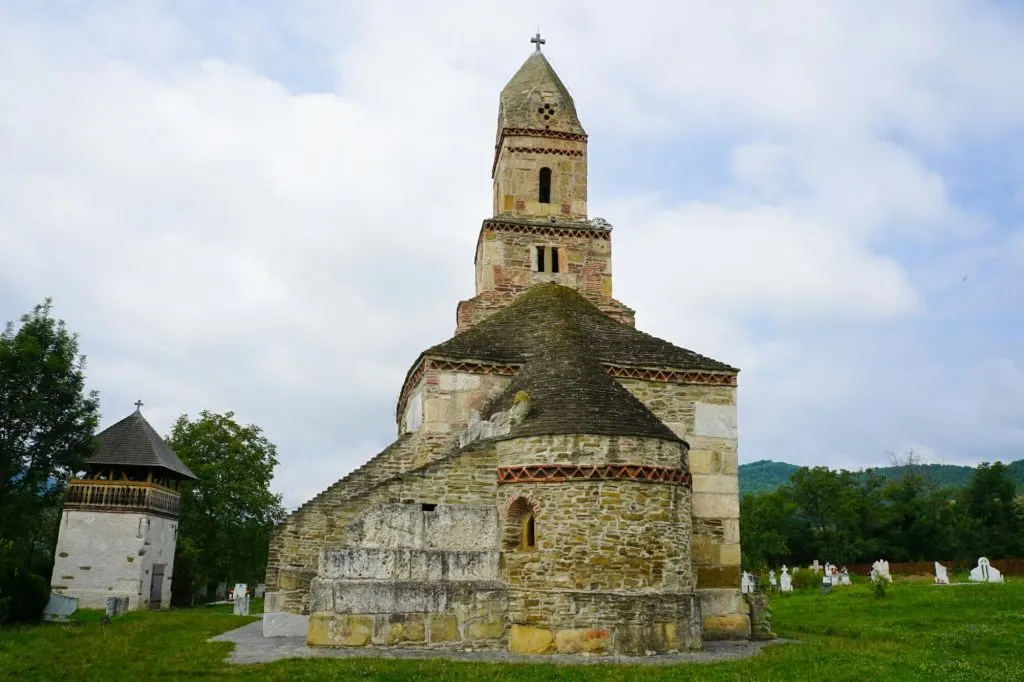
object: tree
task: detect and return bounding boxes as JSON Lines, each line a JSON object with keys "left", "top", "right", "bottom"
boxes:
{"left": 166, "top": 410, "right": 285, "bottom": 602}
{"left": 959, "top": 462, "right": 1023, "bottom": 558}
{"left": 0, "top": 300, "right": 99, "bottom": 577}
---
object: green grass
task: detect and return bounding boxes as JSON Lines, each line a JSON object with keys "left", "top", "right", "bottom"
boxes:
{"left": 1, "top": 582, "right": 1021, "bottom": 681}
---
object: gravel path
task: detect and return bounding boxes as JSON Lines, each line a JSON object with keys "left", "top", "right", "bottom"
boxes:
{"left": 210, "top": 621, "right": 793, "bottom": 666}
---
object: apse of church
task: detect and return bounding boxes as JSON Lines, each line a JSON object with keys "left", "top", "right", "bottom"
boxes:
{"left": 264, "top": 36, "right": 746, "bottom": 655}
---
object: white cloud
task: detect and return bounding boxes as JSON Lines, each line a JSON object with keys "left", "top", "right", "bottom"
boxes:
{"left": 1, "top": 1, "right": 1022, "bottom": 508}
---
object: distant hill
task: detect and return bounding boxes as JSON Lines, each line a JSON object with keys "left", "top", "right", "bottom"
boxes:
{"left": 739, "top": 458, "right": 1024, "bottom": 496}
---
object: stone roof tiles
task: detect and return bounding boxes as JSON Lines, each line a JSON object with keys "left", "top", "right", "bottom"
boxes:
{"left": 426, "top": 283, "right": 737, "bottom": 373}
{"left": 417, "top": 283, "right": 737, "bottom": 442}
{"left": 499, "top": 51, "right": 586, "bottom": 136}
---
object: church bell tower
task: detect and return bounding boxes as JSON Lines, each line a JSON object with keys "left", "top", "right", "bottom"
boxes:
{"left": 457, "top": 35, "right": 635, "bottom": 333}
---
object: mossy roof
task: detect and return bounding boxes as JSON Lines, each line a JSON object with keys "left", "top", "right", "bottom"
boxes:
{"left": 89, "top": 409, "right": 196, "bottom": 479}
{"left": 428, "top": 284, "right": 737, "bottom": 373}
{"left": 418, "top": 284, "right": 736, "bottom": 442}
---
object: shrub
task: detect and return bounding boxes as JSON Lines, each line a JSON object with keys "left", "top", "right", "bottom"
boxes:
{"left": 870, "top": 573, "right": 888, "bottom": 599}
{"left": 790, "top": 570, "right": 819, "bottom": 590}
{"left": 1, "top": 571, "right": 50, "bottom": 623}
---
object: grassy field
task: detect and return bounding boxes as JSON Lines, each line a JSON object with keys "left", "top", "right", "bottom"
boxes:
{"left": 1, "top": 581, "right": 1022, "bottom": 681}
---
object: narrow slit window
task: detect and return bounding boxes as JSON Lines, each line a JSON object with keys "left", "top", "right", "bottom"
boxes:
{"left": 535, "top": 246, "right": 560, "bottom": 273}
{"left": 539, "top": 167, "right": 552, "bottom": 203}
{"left": 421, "top": 503, "right": 437, "bottom": 512}
{"left": 523, "top": 515, "right": 536, "bottom": 549}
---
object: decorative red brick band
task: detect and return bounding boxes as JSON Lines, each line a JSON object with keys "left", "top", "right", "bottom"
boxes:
{"left": 431, "top": 359, "right": 521, "bottom": 375}
{"left": 497, "top": 464, "right": 692, "bottom": 487}
{"left": 492, "top": 127, "right": 588, "bottom": 175}
{"left": 481, "top": 220, "right": 611, "bottom": 241}
{"left": 604, "top": 366, "right": 738, "bottom": 386}
{"left": 501, "top": 127, "right": 589, "bottom": 142}
{"left": 397, "top": 357, "right": 736, "bottom": 422}
{"left": 503, "top": 145, "right": 585, "bottom": 155}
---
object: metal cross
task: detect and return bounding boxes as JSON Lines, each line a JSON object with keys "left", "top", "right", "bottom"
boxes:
{"left": 134, "top": 400, "right": 144, "bottom": 411}
{"left": 531, "top": 31, "right": 545, "bottom": 52}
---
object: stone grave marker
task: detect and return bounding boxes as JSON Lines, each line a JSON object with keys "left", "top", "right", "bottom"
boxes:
{"left": 768, "top": 569, "right": 777, "bottom": 590}
{"left": 43, "top": 592, "right": 78, "bottom": 621}
{"left": 233, "top": 583, "right": 250, "bottom": 615}
{"left": 105, "top": 596, "right": 129, "bottom": 618}
{"left": 934, "top": 562, "right": 950, "bottom": 585}
{"left": 969, "top": 557, "right": 1004, "bottom": 583}
{"left": 779, "top": 566, "right": 793, "bottom": 592}
{"left": 741, "top": 571, "right": 754, "bottom": 594}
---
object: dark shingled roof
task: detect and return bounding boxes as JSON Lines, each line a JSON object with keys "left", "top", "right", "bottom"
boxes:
{"left": 418, "top": 284, "right": 737, "bottom": 442}
{"left": 427, "top": 284, "right": 737, "bottom": 373}
{"left": 90, "top": 410, "right": 197, "bottom": 479}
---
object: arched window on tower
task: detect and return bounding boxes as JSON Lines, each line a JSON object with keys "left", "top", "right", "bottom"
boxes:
{"left": 539, "top": 167, "right": 552, "bottom": 204}
{"left": 503, "top": 496, "right": 539, "bottom": 551}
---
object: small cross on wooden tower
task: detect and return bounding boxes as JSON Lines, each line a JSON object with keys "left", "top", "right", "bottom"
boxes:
{"left": 134, "top": 399, "right": 144, "bottom": 412}
{"left": 531, "top": 31, "right": 545, "bottom": 52}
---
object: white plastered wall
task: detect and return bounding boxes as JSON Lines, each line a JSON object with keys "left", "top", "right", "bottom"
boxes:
{"left": 51, "top": 509, "right": 178, "bottom": 610}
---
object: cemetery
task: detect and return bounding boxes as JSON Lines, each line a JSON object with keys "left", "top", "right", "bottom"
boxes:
{"left": 3, "top": 574, "right": 1023, "bottom": 680}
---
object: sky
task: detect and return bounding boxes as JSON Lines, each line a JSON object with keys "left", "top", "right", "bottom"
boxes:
{"left": 1, "top": 1, "right": 1022, "bottom": 509}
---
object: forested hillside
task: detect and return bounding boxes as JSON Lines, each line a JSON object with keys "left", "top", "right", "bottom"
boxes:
{"left": 739, "top": 458, "right": 1024, "bottom": 496}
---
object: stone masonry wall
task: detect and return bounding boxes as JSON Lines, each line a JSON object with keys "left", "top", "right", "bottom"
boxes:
{"left": 411, "top": 369, "right": 511, "bottom": 438}
{"left": 307, "top": 503, "right": 506, "bottom": 649}
{"left": 615, "top": 378, "right": 746, "bottom": 639}
{"left": 458, "top": 225, "right": 634, "bottom": 333}
{"left": 268, "top": 442, "right": 499, "bottom": 615}
{"left": 494, "top": 433, "right": 702, "bottom": 653}
{"left": 492, "top": 135, "right": 588, "bottom": 220}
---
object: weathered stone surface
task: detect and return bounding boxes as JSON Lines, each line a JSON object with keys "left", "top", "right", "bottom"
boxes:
{"left": 703, "top": 614, "right": 751, "bottom": 641}
{"left": 320, "top": 547, "right": 499, "bottom": 583}
{"left": 373, "top": 614, "right": 425, "bottom": 645}
{"left": 307, "top": 614, "right": 374, "bottom": 647}
{"left": 693, "top": 403, "right": 738, "bottom": 439}
{"left": 509, "top": 625, "right": 554, "bottom": 654}
{"left": 554, "top": 628, "right": 610, "bottom": 654}
{"left": 429, "top": 614, "right": 460, "bottom": 643}
{"left": 466, "top": 616, "right": 505, "bottom": 640}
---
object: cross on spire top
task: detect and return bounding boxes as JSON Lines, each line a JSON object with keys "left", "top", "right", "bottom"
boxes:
{"left": 531, "top": 31, "right": 545, "bottom": 52}
{"left": 134, "top": 400, "right": 144, "bottom": 412}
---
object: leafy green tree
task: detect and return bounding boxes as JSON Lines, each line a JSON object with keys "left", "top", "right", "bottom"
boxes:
{"left": 0, "top": 300, "right": 99, "bottom": 577}
{"left": 740, "top": 489, "right": 806, "bottom": 569}
{"left": 959, "top": 462, "right": 1023, "bottom": 558}
{"left": 166, "top": 410, "right": 285, "bottom": 602}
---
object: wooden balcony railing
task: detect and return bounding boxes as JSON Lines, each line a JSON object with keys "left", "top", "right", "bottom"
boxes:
{"left": 65, "top": 480, "right": 181, "bottom": 518}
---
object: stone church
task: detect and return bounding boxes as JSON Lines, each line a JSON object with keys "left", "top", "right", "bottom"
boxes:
{"left": 265, "top": 39, "right": 745, "bottom": 655}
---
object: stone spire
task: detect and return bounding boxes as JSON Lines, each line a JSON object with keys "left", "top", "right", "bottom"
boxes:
{"left": 497, "top": 49, "right": 586, "bottom": 137}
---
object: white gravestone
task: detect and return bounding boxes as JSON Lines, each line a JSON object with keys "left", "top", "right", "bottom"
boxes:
{"left": 871, "top": 559, "right": 893, "bottom": 582}
{"left": 969, "top": 557, "right": 1004, "bottom": 583}
{"left": 255, "top": 583, "right": 266, "bottom": 599}
{"left": 741, "top": 571, "right": 754, "bottom": 594}
{"left": 780, "top": 566, "right": 793, "bottom": 592}
{"left": 233, "top": 583, "right": 250, "bottom": 616}
{"left": 840, "top": 567, "right": 851, "bottom": 586}
{"left": 768, "top": 570, "right": 777, "bottom": 589}
{"left": 811, "top": 560, "right": 821, "bottom": 573}
{"left": 934, "top": 562, "right": 950, "bottom": 585}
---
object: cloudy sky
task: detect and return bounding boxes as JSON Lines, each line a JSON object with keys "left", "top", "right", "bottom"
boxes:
{"left": 2, "top": 1, "right": 1022, "bottom": 509}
